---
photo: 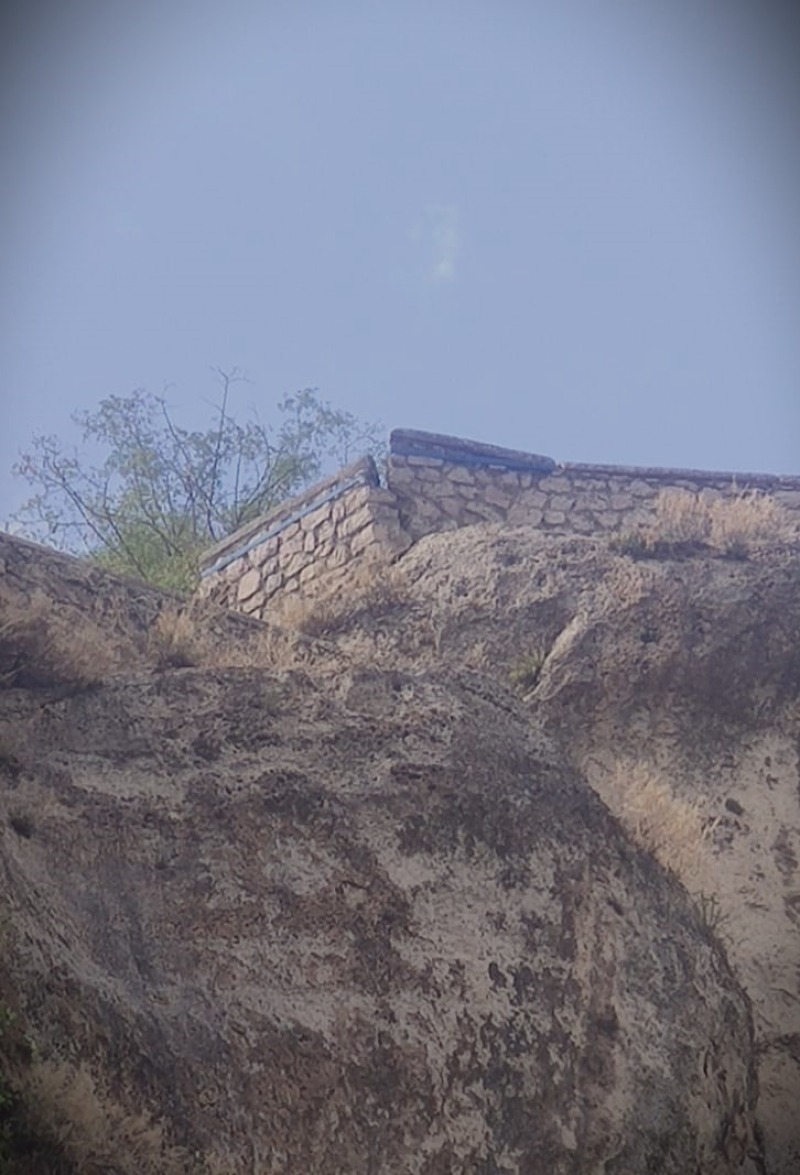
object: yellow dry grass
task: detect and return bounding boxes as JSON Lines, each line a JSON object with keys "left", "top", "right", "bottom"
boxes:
{"left": 614, "top": 488, "right": 796, "bottom": 558}
{"left": 20, "top": 1058, "right": 193, "bottom": 1175}
{"left": 147, "top": 604, "right": 208, "bottom": 669}
{"left": 708, "top": 490, "right": 794, "bottom": 552}
{"left": 658, "top": 488, "right": 794, "bottom": 553}
{"left": 274, "top": 567, "right": 412, "bottom": 637}
{"left": 0, "top": 591, "right": 116, "bottom": 688}
{"left": 602, "top": 762, "right": 718, "bottom": 892}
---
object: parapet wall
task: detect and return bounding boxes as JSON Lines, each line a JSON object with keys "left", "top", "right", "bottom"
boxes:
{"left": 198, "top": 428, "right": 800, "bottom": 617}
{"left": 197, "top": 457, "right": 411, "bottom": 619}
{"left": 387, "top": 429, "right": 800, "bottom": 541}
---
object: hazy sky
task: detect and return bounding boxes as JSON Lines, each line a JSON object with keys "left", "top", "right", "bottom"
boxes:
{"left": 2, "top": 0, "right": 800, "bottom": 524}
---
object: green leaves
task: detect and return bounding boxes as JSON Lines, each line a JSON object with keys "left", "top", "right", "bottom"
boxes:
{"left": 11, "top": 372, "right": 384, "bottom": 592}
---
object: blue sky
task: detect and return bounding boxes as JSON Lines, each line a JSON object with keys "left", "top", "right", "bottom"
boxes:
{"left": 2, "top": 0, "right": 800, "bottom": 526}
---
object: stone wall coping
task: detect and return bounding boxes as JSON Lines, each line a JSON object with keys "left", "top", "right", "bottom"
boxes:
{"left": 199, "top": 455, "right": 379, "bottom": 577}
{"left": 561, "top": 461, "right": 800, "bottom": 487}
{"left": 389, "top": 428, "right": 800, "bottom": 488}
{"left": 389, "top": 428, "right": 557, "bottom": 472}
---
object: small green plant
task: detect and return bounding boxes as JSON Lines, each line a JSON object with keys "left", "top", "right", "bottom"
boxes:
{"left": 508, "top": 649, "right": 547, "bottom": 693}
{"left": 694, "top": 892, "right": 728, "bottom": 939}
{"left": 0, "top": 1007, "right": 17, "bottom": 1037}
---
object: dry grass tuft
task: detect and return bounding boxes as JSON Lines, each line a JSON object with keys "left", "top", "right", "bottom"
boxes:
{"left": 602, "top": 763, "right": 718, "bottom": 889}
{"left": 612, "top": 488, "right": 796, "bottom": 559}
{"left": 20, "top": 1058, "right": 193, "bottom": 1175}
{"left": 276, "top": 568, "right": 412, "bottom": 638}
{"left": 708, "top": 490, "right": 794, "bottom": 555}
{"left": 653, "top": 490, "right": 713, "bottom": 545}
{"left": 0, "top": 592, "right": 115, "bottom": 689}
{"left": 147, "top": 605, "right": 209, "bottom": 669}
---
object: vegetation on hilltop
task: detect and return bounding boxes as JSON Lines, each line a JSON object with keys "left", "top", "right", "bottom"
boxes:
{"left": 11, "top": 370, "right": 383, "bottom": 591}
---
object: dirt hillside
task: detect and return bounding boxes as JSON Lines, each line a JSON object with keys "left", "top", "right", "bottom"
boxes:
{"left": 2, "top": 524, "right": 798, "bottom": 1172}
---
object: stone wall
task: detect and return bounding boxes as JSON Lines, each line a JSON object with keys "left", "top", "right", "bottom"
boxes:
{"left": 199, "top": 429, "right": 800, "bottom": 616}
{"left": 197, "top": 456, "right": 410, "bottom": 619}
{"left": 387, "top": 428, "right": 800, "bottom": 541}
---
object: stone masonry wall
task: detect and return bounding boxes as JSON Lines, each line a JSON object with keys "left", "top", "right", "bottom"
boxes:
{"left": 199, "top": 429, "right": 800, "bottom": 617}
{"left": 387, "top": 429, "right": 800, "bottom": 542}
{"left": 197, "top": 456, "right": 410, "bottom": 619}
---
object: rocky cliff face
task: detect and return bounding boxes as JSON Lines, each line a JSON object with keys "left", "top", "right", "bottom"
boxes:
{"left": 289, "top": 525, "right": 800, "bottom": 1175}
{"left": 2, "top": 526, "right": 797, "bottom": 1172}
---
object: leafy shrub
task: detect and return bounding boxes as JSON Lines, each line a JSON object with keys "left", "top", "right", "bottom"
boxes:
{"left": 508, "top": 649, "right": 547, "bottom": 693}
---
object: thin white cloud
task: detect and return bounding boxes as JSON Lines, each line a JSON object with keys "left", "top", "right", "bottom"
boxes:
{"left": 410, "top": 204, "right": 460, "bottom": 283}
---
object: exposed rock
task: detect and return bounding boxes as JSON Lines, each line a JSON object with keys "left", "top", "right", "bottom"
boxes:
{"left": 0, "top": 661, "right": 763, "bottom": 1173}
{"left": 298, "top": 524, "right": 799, "bottom": 1174}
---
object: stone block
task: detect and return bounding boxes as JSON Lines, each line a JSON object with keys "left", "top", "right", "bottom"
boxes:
{"left": 301, "top": 503, "right": 332, "bottom": 533}
{"left": 627, "top": 479, "right": 656, "bottom": 497}
{"left": 304, "top": 531, "right": 316, "bottom": 554}
{"left": 464, "top": 501, "right": 502, "bottom": 522}
{"left": 250, "top": 539, "right": 279, "bottom": 567}
{"left": 299, "top": 562, "right": 320, "bottom": 584}
{"left": 241, "top": 592, "right": 264, "bottom": 615}
{"left": 517, "top": 490, "right": 547, "bottom": 509}
{"left": 283, "top": 551, "right": 309, "bottom": 578}
{"left": 357, "top": 522, "right": 411, "bottom": 557}
{"left": 447, "top": 465, "right": 479, "bottom": 485}
{"left": 341, "top": 485, "right": 373, "bottom": 512}
{"left": 237, "top": 567, "right": 262, "bottom": 603}
{"left": 440, "top": 496, "right": 465, "bottom": 518}
{"left": 543, "top": 510, "right": 566, "bottom": 526}
{"left": 496, "top": 471, "right": 521, "bottom": 491}
{"left": 573, "top": 492, "right": 610, "bottom": 513}
{"left": 279, "top": 521, "right": 300, "bottom": 542}
{"left": 591, "top": 511, "right": 620, "bottom": 529}
{"left": 548, "top": 494, "right": 575, "bottom": 513}
{"left": 537, "top": 476, "right": 572, "bottom": 493}
{"left": 365, "top": 486, "right": 402, "bottom": 507}
{"left": 506, "top": 505, "right": 543, "bottom": 527}
{"left": 483, "top": 486, "right": 513, "bottom": 510}
{"left": 349, "top": 525, "right": 379, "bottom": 555}
{"left": 338, "top": 505, "right": 373, "bottom": 539}
{"left": 224, "top": 557, "right": 247, "bottom": 583}
{"left": 385, "top": 465, "right": 415, "bottom": 489}
{"left": 610, "top": 493, "right": 633, "bottom": 510}
{"left": 406, "top": 455, "right": 443, "bottom": 468}
{"left": 263, "top": 572, "right": 283, "bottom": 598}
{"left": 329, "top": 544, "right": 351, "bottom": 569}
{"left": 280, "top": 531, "right": 305, "bottom": 558}
{"left": 573, "top": 478, "right": 612, "bottom": 492}
{"left": 570, "top": 513, "right": 596, "bottom": 533}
